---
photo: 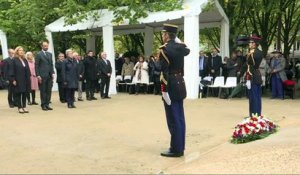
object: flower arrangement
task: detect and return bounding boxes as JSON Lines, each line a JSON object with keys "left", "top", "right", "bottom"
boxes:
{"left": 231, "top": 114, "right": 278, "bottom": 144}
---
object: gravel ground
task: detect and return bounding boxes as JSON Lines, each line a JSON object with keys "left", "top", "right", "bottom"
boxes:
{"left": 0, "top": 90, "right": 299, "bottom": 174}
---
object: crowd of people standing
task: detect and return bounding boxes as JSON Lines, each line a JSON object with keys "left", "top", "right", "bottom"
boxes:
{"left": 0, "top": 40, "right": 165, "bottom": 114}
{"left": 198, "top": 45, "right": 298, "bottom": 100}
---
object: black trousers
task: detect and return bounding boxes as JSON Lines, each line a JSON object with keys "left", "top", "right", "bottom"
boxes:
{"left": 39, "top": 76, "right": 53, "bottom": 107}
{"left": 86, "top": 79, "right": 97, "bottom": 98}
{"left": 100, "top": 77, "right": 110, "bottom": 97}
{"left": 135, "top": 83, "right": 146, "bottom": 94}
{"left": 26, "top": 90, "right": 36, "bottom": 102}
{"left": 15, "top": 92, "right": 27, "bottom": 109}
{"left": 153, "top": 76, "right": 161, "bottom": 94}
{"left": 7, "top": 83, "right": 16, "bottom": 106}
{"left": 66, "top": 88, "right": 75, "bottom": 105}
{"left": 57, "top": 82, "right": 66, "bottom": 102}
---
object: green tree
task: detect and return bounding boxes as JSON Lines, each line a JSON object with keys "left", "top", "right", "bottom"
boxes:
{"left": 279, "top": 0, "right": 300, "bottom": 58}
{"left": 0, "top": 0, "right": 182, "bottom": 54}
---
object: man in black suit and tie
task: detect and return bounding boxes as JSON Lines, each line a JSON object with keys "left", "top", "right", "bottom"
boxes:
{"left": 199, "top": 50, "right": 209, "bottom": 78}
{"left": 208, "top": 48, "right": 222, "bottom": 78}
{"left": 83, "top": 51, "right": 98, "bottom": 101}
{"left": 98, "top": 52, "right": 112, "bottom": 99}
{"left": 3, "top": 48, "right": 16, "bottom": 108}
{"left": 35, "top": 40, "right": 55, "bottom": 111}
{"left": 55, "top": 53, "right": 66, "bottom": 103}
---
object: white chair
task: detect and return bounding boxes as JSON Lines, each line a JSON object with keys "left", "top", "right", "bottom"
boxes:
{"left": 115, "top": 75, "right": 123, "bottom": 92}
{"left": 115, "top": 75, "right": 123, "bottom": 81}
{"left": 221, "top": 77, "right": 237, "bottom": 88}
{"left": 126, "top": 76, "right": 136, "bottom": 93}
{"left": 203, "top": 76, "right": 213, "bottom": 81}
{"left": 206, "top": 76, "right": 225, "bottom": 97}
{"left": 220, "top": 77, "right": 237, "bottom": 99}
{"left": 118, "top": 75, "right": 132, "bottom": 92}
{"left": 124, "top": 75, "right": 132, "bottom": 81}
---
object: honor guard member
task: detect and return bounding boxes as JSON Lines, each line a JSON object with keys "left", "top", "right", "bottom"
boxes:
{"left": 159, "top": 24, "right": 190, "bottom": 157}
{"left": 240, "top": 33, "right": 263, "bottom": 117}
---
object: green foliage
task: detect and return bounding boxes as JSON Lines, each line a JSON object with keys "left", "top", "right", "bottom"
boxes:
{"left": 0, "top": 0, "right": 63, "bottom": 50}
{"left": 56, "top": 0, "right": 183, "bottom": 25}
{"left": 0, "top": 0, "right": 182, "bottom": 55}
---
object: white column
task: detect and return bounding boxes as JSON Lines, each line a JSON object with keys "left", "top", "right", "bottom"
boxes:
{"left": 0, "top": 30, "right": 9, "bottom": 59}
{"left": 103, "top": 25, "right": 117, "bottom": 95}
{"left": 86, "top": 35, "right": 96, "bottom": 53}
{"left": 220, "top": 19, "right": 230, "bottom": 61}
{"left": 45, "top": 31, "right": 58, "bottom": 91}
{"left": 184, "top": 15, "right": 200, "bottom": 99}
{"left": 144, "top": 26, "right": 154, "bottom": 57}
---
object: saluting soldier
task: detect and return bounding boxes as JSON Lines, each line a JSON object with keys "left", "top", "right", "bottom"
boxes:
{"left": 239, "top": 34, "right": 263, "bottom": 117}
{"left": 159, "top": 24, "right": 190, "bottom": 157}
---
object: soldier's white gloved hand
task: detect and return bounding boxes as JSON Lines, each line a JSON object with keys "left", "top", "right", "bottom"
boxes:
{"left": 246, "top": 80, "right": 251, "bottom": 89}
{"left": 162, "top": 92, "right": 171, "bottom": 105}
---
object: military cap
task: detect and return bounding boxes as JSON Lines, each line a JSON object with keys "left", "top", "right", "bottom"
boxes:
{"left": 162, "top": 23, "right": 178, "bottom": 33}
{"left": 271, "top": 49, "right": 282, "bottom": 54}
{"left": 249, "top": 33, "right": 262, "bottom": 43}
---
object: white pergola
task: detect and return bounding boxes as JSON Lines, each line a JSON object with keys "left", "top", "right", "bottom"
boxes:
{"left": 0, "top": 29, "right": 9, "bottom": 59}
{"left": 45, "top": 0, "right": 229, "bottom": 99}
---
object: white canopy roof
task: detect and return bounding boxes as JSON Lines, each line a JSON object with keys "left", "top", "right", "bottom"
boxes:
{"left": 45, "top": 0, "right": 229, "bottom": 99}
{"left": 0, "top": 29, "right": 9, "bottom": 59}
{"left": 45, "top": 0, "right": 229, "bottom": 33}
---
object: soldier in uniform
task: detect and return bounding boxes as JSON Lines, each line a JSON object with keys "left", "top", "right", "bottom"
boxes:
{"left": 159, "top": 24, "right": 190, "bottom": 157}
{"left": 239, "top": 34, "right": 263, "bottom": 117}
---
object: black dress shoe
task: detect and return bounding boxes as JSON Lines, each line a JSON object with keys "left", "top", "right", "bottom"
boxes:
{"left": 105, "top": 96, "right": 111, "bottom": 99}
{"left": 71, "top": 104, "right": 76, "bottom": 108}
{"left": 160, "top": 151, "right": 184, "bottom": 157}
{"left": 42, "top": 106, "right": 48, "bottom": 111}
{"left": 91, "top": 97, "right": 97, "bottom": 100}
{"left": 46, "top": 106, "right": 53, "bottom": 110}
{"left": 32, "top": 102, "right": 39, "bottom": 105}
{"left": 78, "top": 98, "right": 84, "bottom": 101}
{"left": 9, "top": 105, "right": 15, "bottom": 108}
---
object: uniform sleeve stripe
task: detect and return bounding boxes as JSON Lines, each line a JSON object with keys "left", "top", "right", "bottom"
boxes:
{"left": 160, "top": 72, "right": 168, "bottom": 85}
{"left": 160, "top": 49, "right": 170, "bottom": 64}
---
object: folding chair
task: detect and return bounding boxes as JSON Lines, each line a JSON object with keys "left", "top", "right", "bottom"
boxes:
{"left": 115, "top": 75, "right": 123, "bottom": 91}
{"left": 118, "top": 75, "right": 132, "bottom": 92}
{"left": 206, "top": 76, "right": 224, "bottom": 97}
{"left": 220, "top": 77, "right": 237, "bottom": 99}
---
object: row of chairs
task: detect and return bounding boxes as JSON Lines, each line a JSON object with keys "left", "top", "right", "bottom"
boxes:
{"left": 116, "top": 75, "right": 154, "bottom": 93}
{"left": 199, "top": 76, "right": 238, "bottom": 98}
{"left": 116, "top": 75, "right": 237, "bottom": 97}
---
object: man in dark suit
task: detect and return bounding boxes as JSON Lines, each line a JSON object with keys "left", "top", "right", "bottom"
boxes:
{"left": 199, "top": 50, "right": 209, "bottom": 78}
{"left": 208, "top": 48, "right": 222, "bottom": 78}
{"left": 3, "top": 48, "right": 16, "bottom": 108}
{"left": 84, "top": 51, "right": 98, "bottom": 101}
{"left": 98, "top": 52, "right": 112, "bottom": 99}
{"left": 55, "top": 53, "right": 66, "bottom": 103}
{"left": 35, "top": 40, "right": 54, "bottom": 111}
{"left": 159, "top": 24, "right": 190, "bottom": 158}
{"left": 74, "top": 52, "right": 85, "bottom": 101}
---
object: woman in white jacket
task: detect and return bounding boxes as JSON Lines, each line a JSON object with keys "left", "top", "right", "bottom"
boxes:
{"left": 133, "top": 56, "right": 149, "bottom": 94}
